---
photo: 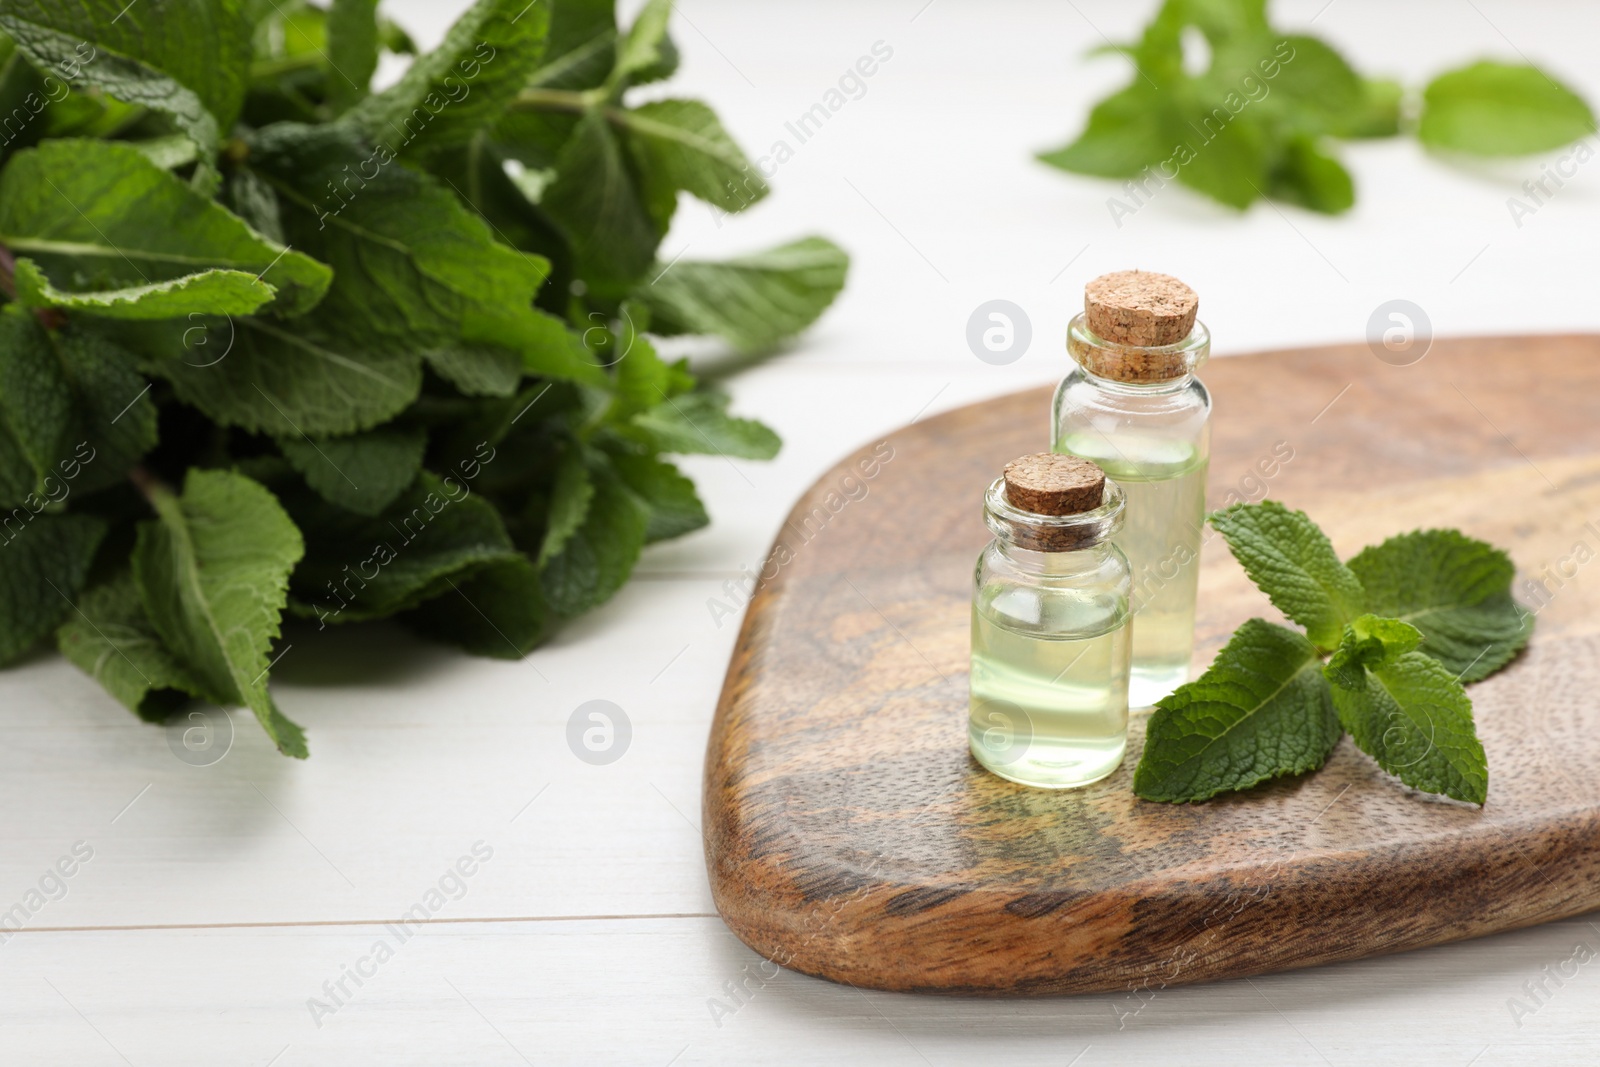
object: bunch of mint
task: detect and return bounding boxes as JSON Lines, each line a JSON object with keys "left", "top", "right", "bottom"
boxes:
{"left": 1039, "top": 0, "right": 1598, "bottom": 213}
{"left": 1134, "top": 502, "right": 1534, "bottom": 804}
{"left": 0, "top": 0, "right": 848, "bottom": 758}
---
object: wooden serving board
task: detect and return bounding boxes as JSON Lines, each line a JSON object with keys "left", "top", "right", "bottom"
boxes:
{"left": 702, "top": 335, "right": 1600, "bottom": 995}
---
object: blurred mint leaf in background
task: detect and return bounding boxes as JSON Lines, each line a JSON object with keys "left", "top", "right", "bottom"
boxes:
{"left": 1040, "top": 0, "right": 1595, "bottom": 213}
{"left": 1418, "top": 61, "right": 1597, "bottom": 156}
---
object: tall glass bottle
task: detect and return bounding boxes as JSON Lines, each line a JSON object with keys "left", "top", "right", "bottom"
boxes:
{"left": 1051, "top": 271, "right": 1211, "bottom": 709}
{"left": 969, "top": 454, "right": 1133, "bottom": 789}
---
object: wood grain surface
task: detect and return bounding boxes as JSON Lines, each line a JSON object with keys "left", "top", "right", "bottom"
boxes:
{"left": 702, "top": 336, "right": 1600, "bottom": 995}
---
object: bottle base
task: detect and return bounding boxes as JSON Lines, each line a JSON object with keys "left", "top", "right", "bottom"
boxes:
{"left": 969, "top": 731, "right": 1126, "bottom": 790}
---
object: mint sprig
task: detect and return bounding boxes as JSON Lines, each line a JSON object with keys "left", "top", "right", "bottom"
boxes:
{"left": 1134, "top": 502, "right": 1532, "bottom": 804}
{"left": 1039, "top": 0, "right": 1597, "bottom": 213}
{"left": 0, "top": 0, "right": 850, "bottom": 757}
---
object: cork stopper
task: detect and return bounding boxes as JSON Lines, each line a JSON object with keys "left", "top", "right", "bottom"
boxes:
{"left": 1077, "top": 271, "right": 1199, "bottom": 383}
{"left": 1003, "top": 454, "right": 1105, "bottom": 516}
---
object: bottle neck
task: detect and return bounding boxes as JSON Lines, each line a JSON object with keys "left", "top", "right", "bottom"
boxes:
{"left": 983, "top": 476, "right": 1126, "bottom": 555}
{"left": 1066, "top": 312, "right": 1209, "bottom": 390}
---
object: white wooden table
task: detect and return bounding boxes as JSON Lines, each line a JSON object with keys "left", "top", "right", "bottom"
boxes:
{"left": 6, "top": 1, "right": 1599, "bottom": 1062}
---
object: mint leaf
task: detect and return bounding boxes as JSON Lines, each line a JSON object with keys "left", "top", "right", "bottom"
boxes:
{"left": 1347, "top": 528, "right": 1533, "bottom": 682}
{"left": 636, "top": 237, "right": 849, "bottom": 351}
{"left": 526, "top": 0, "right": 617, "bottom": 91}
{"left": 1209, "top": 501, "right": 1365, "bottom": 650}
{"left": 0, "top": 0, "right": 254, "bottom": 151}
{"left": 14, "top": 256, "right": 275, "bottom": 319}
{"left": 630, "top": 390, "right": 780, "bottom": 460}
{"left": 404, "top": 556, "right": 548, "bottom": 658}
{"left": 425, "top": 345, "right": 524, "bottom": 398}
{"left": 1419, "top": 61, "right": 1596, "bottom": 156}
{"left": 1037, "top": 83, "right": 1170, "bottom": 179}
{"left": 607, "top": 447, "right": 708, "bottom": 543}
{"left": 247, "top": 123, "right": 604, "bottom": 387}
{"left": 131, "top": 469, "right": 307, "bottom": 757}
{"left": 609, "top": 301, "right": 693, "bottom": 419}
{"left": 279, "top": 426, "right": 426, "bottom": 517}
{"left": 1330, "top": 650, "right": 1488, "bottom": 804}
{"left": 0, "top": 140, "right": 330, "bottom": 315}
{"left": 610, "top": 0, "right": 673, "bottom": 90}
{"left": 1268, "top": 136, "right": 1354, "bottom": 215}
{"left": 0, "top": 512, "right": 105, "bottom": 665}
{"left": 538, "top": 444, "right": 594, "bottom": 566}
{"left": 540, "top": 453, "right": 648, "bottom": 617}
{"left": 344, "top": 0, "right": 550, "bottom": 157}
{"left": 0, "top": 307, "right": 158, "bottom": 505}
{"left": 542, "top": 109, "right": 663, "bottom": 289}
{"left": 56, "top": 570, "right": 213, "bottom": 721}
{"left": 326, "top": 0, "right": 381, "bottom": 112}
{"left": 618, "top": 99, "right": 768, "bottom": 213}
{"left": 1133, "top": 619, "right": 1340, "bottom": 802}
{"left": 1172, "top": 105, "right": 1268, "bottom": 209}
{"left": 284, "top": 472, "right": 521, "bottom": 623}
{"left": 1324, "top": 613, "right": 1423, "bottom": 689}
{"left": 137, "top": 315, "right": 422, "bottom": 437}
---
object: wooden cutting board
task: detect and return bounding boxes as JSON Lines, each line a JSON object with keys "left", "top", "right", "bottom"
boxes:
{"left": 701, "top": 335, "right": 1600, "bottom": 995}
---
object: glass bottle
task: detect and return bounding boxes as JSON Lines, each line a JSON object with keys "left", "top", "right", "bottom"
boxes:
{"left": 969, "top": 455, "right": 1132, "bottom": 789}
{"left": 1051, "top": 274, "right": 1211, "bottom": 708}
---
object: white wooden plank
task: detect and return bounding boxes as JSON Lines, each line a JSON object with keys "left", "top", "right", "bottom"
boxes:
{"left": 1, "top": 916, "right": 1595, "bottom": 1065}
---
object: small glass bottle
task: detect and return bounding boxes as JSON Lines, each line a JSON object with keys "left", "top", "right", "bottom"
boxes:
{"left": 969, "top": 453, "right": 1133, "bottom": 789}
{"left": 1052, "top": 271, "right": 1211, "bottom": 709}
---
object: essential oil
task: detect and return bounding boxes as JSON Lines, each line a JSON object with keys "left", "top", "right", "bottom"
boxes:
{"left": 968, "top": 454, "right": 1132, "bottom": 789}
{"left": 1052, "top": 271, "right": 1211, "bottom": 708}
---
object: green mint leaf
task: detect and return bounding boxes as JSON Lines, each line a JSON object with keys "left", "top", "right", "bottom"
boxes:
{"left": 0, "top": 140, "right": 331, "bottom": 315}
{"left": 1324, "top": 613, "right": 1423, "bottom": 690}
{"left": 606, "top": 446, "right": 707, "bottom": 543}
{"left": 14, "top": 256, "right": 275, "bottom": 319}
{"left": 403, "top": 556, "right": 548, "bottom": 659}
{"left": 131, "top": 469, "right": 307, "bottom": 757}
{"left": 1133, "top": 619, "right": 1340, "bottom": 803}
{"left": 1037, "top": 83, "right": 1171, "bottom": 179}
{"left": 278, "top": 426, "right": 426, "bottom": 517}
{"left": 0, "top": 0, "right": 253, "bottom": 150}
{"left": 326, "top": 0, "right": 381, "bottom": 113}
{"left": 634, "top": 236, "right": 849, "bottom": 352}
{"left": 618, "top": 98, "right": 768, "bottom": 213}
{"left": 0, "top": 307, "right": 158, "bottom": 506}
{"left": 609, "top": 0, "right": 673, "bottom": 90}
{"left": 1347, "top": 528, "right": 1533, "bottom": 682}
{"left": 0, "top": 511, "right": 105, "bottom": 665}
{"left": 424, "top": 345, "right": 524, "bottom": 398}
{"left": 526, "top": 0, "right": 616, "bottom": 91}
{"left": 284, "top": 471, "right": 521, "bottom": 624}
{"left": 630, "top": 390, "right": 781, "bottom": 460}
{"left": 1331, "top": 650, "right": 1488, "bottom": 804}
{"left": 344, "top": 0, "right": 550, "bottom": 157}
{"left": 541, "top": 109, "right": 664, "bottom": 290}
{"left": 247, "top": 123, "right": 604, "bottom": 387}
{"left": 538, "top": 444, "right": 594, "bottom": 566}
{"left": 1172, "top": 108, "right": 1268, "bottom": 209}
{"left": 609, "top": 300, "right": 693, "bottom": 420}
{"left": 540, "top": 452, "right": 648, "bottom": 617}
{"left": 135, "top": 315, "right": 422, "bottom": 437}
{"left": 1209, "top": 500, "right": 1365, "bottom": 650}
{"left": 1419, "top": 61, "right": 1596, "bottom": 156}
{"left": 56, "top": 569, "right": 214, "bottom": 721}
{"left": 1218, "top": 35, "right": 1362, "bottom": 136}
{"left": 1267, "top": 135, "right": 1354, "bottom": 215}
